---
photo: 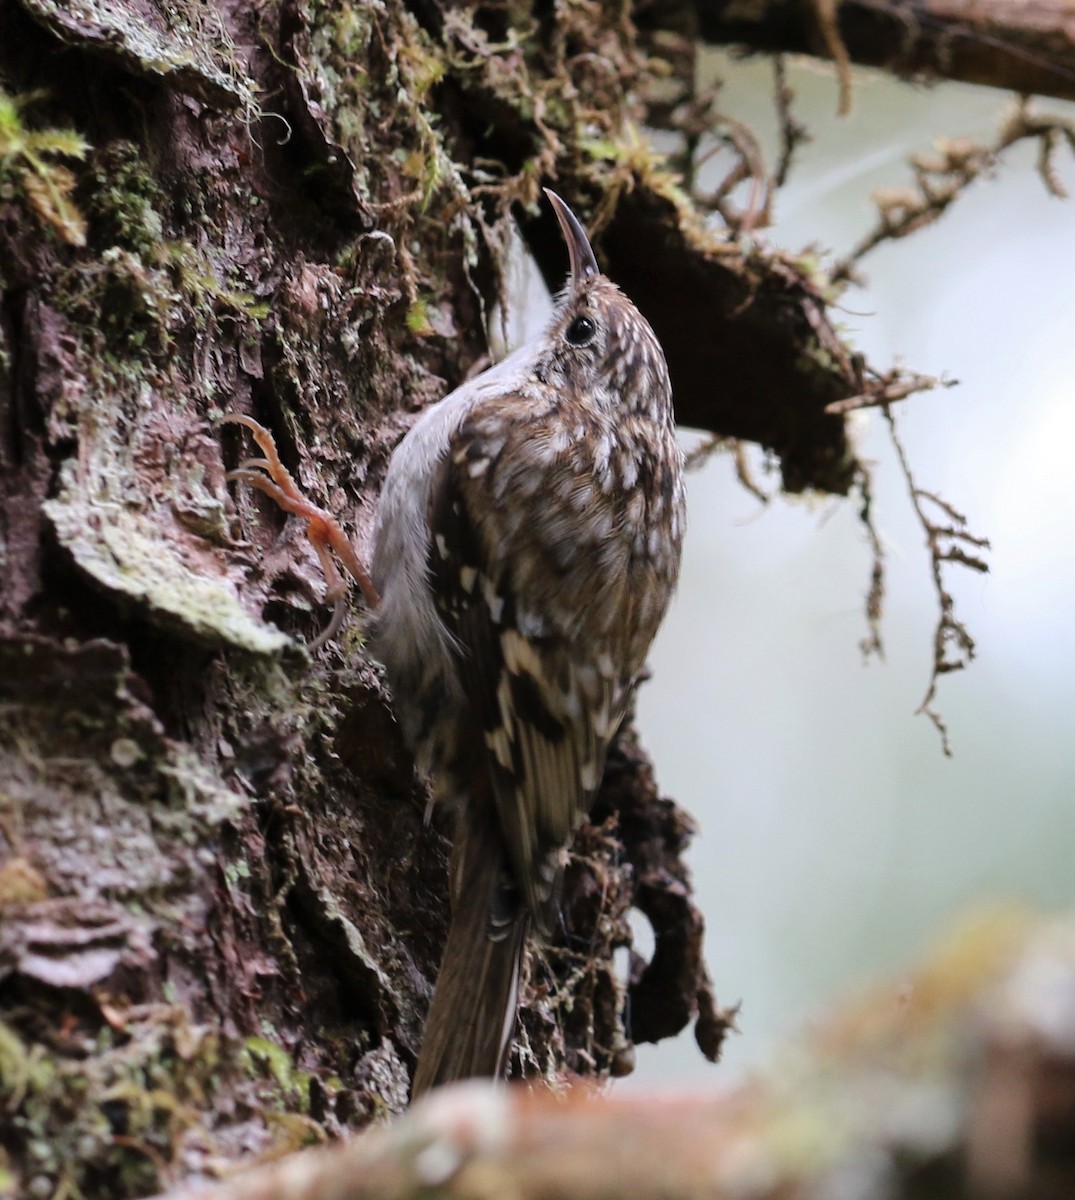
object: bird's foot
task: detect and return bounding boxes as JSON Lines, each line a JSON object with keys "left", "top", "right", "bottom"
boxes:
{"left": 219, "top": 414, "right": 380, "bottom": 646}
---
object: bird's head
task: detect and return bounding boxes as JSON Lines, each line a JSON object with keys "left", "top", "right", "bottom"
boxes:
{"left": 534, "top": 189, "right": 672, "bottom": 424}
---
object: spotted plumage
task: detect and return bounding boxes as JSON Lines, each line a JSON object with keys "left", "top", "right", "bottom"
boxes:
{"left": 367, "top": 192, "right": 685, "bottom": 1094}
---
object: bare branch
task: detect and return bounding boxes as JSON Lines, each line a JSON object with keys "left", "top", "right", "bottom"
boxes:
{"left": 832, "top": 101, "right": 1075, "bottom": 283}
{"left": 856, "top": 464, "right": 887, "bottom": 661}
{"left": 883, "top": 409, "right": 991, "bottom": 754}
{"left": 825, "top": 368, "right": 955, "bottom": 415}
{"left": 772, "top": 56, "right": 811, "bottom": 188}
{"left": 695, "top": 0, "right": 1075, "bottom": 105}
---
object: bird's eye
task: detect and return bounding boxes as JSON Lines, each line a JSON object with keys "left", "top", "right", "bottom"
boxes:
{"left": 565, "top": 315, "right": 597, "bottom": 347}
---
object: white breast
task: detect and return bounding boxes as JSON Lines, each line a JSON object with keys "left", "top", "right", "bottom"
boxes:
{"left": 370, "top": 344, "right": 533, "bottom": 707}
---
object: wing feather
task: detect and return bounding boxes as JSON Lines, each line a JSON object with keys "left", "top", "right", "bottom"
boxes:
{"left": 427, "top": 401, "right": 622, "bottom": 933}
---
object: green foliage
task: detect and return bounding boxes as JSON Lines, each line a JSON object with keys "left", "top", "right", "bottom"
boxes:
{"left": 0, "top": 88, "right": 90, "bottom": 245}
{"left": 241, "top": 1037, "right": 313, "bottom": 1114}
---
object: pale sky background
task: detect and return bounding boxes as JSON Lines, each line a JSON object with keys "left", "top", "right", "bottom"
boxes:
{"left": 631, "top": 54, "right": 1075, "bottom": 1085}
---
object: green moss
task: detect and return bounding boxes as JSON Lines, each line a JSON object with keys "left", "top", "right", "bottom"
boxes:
{"left": 0, "top": 88, "right": 90, "bottom": 246}
{"left": 223, "top": 859, "right": 251, "bottom": 887}
{"left": 302, "top": 0, "right": 463, "bottom": 218}
{"left": 163, "top": 240, "right": 270, "bottom": 322}
{"left": 80, "top": 141, "right": 164, "bottom": 257}
{"left": 405, "top": 297, "right": 434, "bottom": 336}
{"left": 241, "top": 1038, "right": 312, "bottom": 1113}
{"left": 397, "top": 33, "right": 446, "bottom": 103}
{"left": 0, "top": 1010, "right": 236, "bottom": 1198}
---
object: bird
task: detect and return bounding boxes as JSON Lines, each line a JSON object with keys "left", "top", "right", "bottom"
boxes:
{"left": 222, "top": 189, "right": 686, "bottom": 1097}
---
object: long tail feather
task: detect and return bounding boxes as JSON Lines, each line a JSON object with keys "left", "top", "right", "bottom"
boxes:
{"left": 411, "top": 814, "right": 528, "bottom": 1097}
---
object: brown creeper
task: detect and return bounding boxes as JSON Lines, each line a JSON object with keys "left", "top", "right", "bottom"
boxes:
{"left": 225, "top": 191, "right": 685, "bottom": 1096}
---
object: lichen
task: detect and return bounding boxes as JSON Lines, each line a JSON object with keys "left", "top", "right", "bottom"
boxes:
{"left": 16, "top": 0, "right": 258, "bottom": 113}
{"left": 80, "top": 140, "right": 164, "bottom": 257}
{"left": 44, "top": 452, "right": 291, "bottom": 655}
{"left": 0, "top": 635, "right": 346, "bottom": 1197}
{"left": 0, "top": 1006, "right": 252, "bottom": 1199}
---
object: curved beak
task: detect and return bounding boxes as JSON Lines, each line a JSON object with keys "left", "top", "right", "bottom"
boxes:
{"left": 544, "top": 188, "right": 599, "bottom": 286}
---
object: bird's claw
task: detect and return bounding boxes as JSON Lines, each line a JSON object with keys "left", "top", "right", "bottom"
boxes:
{"left": 219, "top": 414, "right": 381, "bottom": 641}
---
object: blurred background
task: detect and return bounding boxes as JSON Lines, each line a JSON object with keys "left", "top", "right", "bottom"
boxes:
{"left": 629, "top": 52, "right": 1075, "bottom": 1086}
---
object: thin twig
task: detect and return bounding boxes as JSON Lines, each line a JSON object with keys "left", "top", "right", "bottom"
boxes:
{"left": 773, "top": 57, "right": 811, "bottom": 188}
{"left": 832, "top": 99, "right": 1075, "bottom": 283}
{"left": 825, "top": 369, "right": 955, "bottom": 415}
{"left": 856, "top": 463, "right": 886, "bottom": 661}
{"left": 810, "top": 0, "right": 854, "bottom": 115}
{"left": 683, "top": 437, "right": 773, "bottom": 505}
{"left": 883, "top": 408, "right": 990, "bottom": 755}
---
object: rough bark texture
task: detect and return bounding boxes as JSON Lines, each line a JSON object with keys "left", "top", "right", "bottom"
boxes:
{"left": 0, "top": 0, "right": 989, "bottom": 1195}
